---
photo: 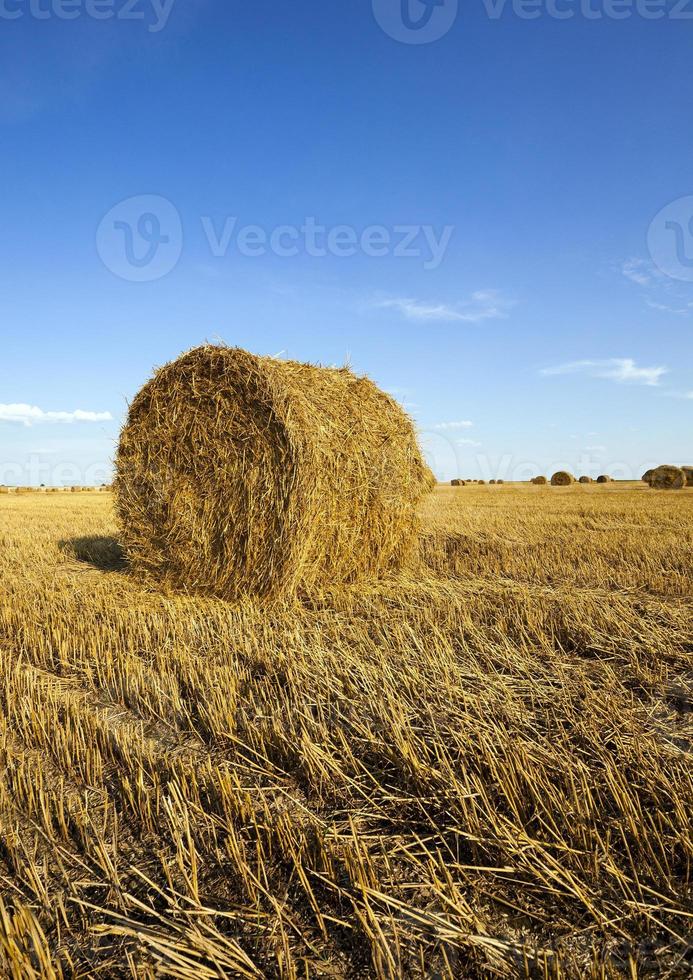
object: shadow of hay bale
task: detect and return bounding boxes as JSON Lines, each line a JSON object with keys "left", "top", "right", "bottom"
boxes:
{"left": 60, "top": 536, "right": 126, "bottom": 573}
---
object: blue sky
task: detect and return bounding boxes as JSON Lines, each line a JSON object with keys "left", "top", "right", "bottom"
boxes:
{"left": 1, "top": 0, "right": 691, "bottom": 483}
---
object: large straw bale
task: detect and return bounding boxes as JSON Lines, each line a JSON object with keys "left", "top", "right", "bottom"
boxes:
{"left": 116, "top": 346, "right": 431, "bottom": 599}
{"left": 551, "top": 471, "right": 575, "bottom": 486}
{"left": 650, "top": 465, "right": 686, "bottom": 490}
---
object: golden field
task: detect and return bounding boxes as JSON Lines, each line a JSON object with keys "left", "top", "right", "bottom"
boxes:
{"left": 0, "top": 484, "right": 690, "bottom": 978}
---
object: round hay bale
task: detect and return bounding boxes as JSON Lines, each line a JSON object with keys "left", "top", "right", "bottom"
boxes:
{"left": 0, "top": 487, "right": 9, "bottom": 495}
{"left": 682, "top": 466, "right": 693, "bottom": 488}
{"left": 477, "top": 479, "right": 486, "bottom": 485}
{"left": 578, "top": 476, "right": 593, "bottom": 484}
{"left": 450, "top": 479, "right": 465, "bottom": 487}
{"left": 116, "top": 345, "right": 430, "bottom": 600}
{"left": 596, "top": 475, "right": 611, "bottom": 484}
{"left": 497, "top": 479, "right": 504, "bottom": 485}
{"left": 551, "top": 471, "right": 575, "bottom": 486}
{"left": 532, "top": 476, "right": 547, "bottom": 485}
{"left": 422, "top": 466, "right": 436, "bottom": 491}
{"left": 650, "top": 465, "right": 686, "bottom": 490}
{"left": 642, "top": 469, "right": 655, "bottom": 485}
{"left": 489, "top": 479, "right": 496, "bottom": 485}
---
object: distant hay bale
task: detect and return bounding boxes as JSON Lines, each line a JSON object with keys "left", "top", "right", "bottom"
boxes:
{"left": 578, "top": 476, "right": 593, "bottom": 484}
{"left": 497, "top": 479, "right": 504, "bottom": 484}
{"left": 551, "top": 471, "right": 575, "bottom": 486}
{"left": 682, "top": 466, "right": 693, "bottom": 487}
{"left": 0, "top": 487, "right": 9, "bottom": 495}
{"left": 477, "top": 479, "right": 486, "bottom": 485}
{"left": 450, "top": 479, "right": 465, "bottom": 487}
{"left": 70, "top": 487, "right": 81, "bottom": 493}
{"left": 650, "top": 465, "right": 686, "bottom": 490}
{"left": 489, "top": 479, "right": 496, "bottom": 485}
{"left": 116, "top": 345, "right": 431, "bottom": 600}
{"left": 642, "top": 469, "right": 655, "bottom": 485}
{"left": 596, "top": 475, "right": 612, "bottom": 484}
{"left": 532, "top": 476, "right": 548, "bottom": 485}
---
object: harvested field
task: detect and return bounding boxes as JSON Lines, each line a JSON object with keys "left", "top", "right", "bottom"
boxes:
{"left": 0, "top": 484, "right": 691, "bottom": 978}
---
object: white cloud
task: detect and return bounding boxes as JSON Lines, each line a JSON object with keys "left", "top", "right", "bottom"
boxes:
{"left": 622, "top": 258, "right": 656, "bottom": 286}
{"left": 0, "top": 404, "right": 113, "bottom": 427}
{"left": 431, "top": 420, "right": 473, "bottom": 430}
{"left": 540, "top": 358, "right": 667, "bottom": 387}
{"left": 645, "top": 299, "right": 692, "bottom": 315}
{"left": 622, "top": 258, "right": 693, "bottom": 316}
{"left": 376, "top": 290, "right": 512, "bottom": 324}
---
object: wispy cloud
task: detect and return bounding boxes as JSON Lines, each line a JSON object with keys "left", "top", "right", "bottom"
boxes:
{"left": 0, "top": 404, "right": 113, "bottom": 427}
{"left": 622, "top": 258, "right": 693, "bottom": 315}
{"left": 540, "top": 358, "right": 667, "bottom": 388}
{"left": 376, "top": 290, "right": 512, "bottom": 324}
{"left": 430, "top": 420, "right": 473, "bottom": 430}
{"left": 621, "top": 258, "right": 658, "bottom": 287}
{"left": 646, "top": 299, "right": 693, "bottom": 315}
{"left": 455, "top": 438, "right": 482, "bottom": 447}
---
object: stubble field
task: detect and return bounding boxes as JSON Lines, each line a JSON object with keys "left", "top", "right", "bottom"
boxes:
{"left": 0, "top": 484, "right": 690, "bottom": 978}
